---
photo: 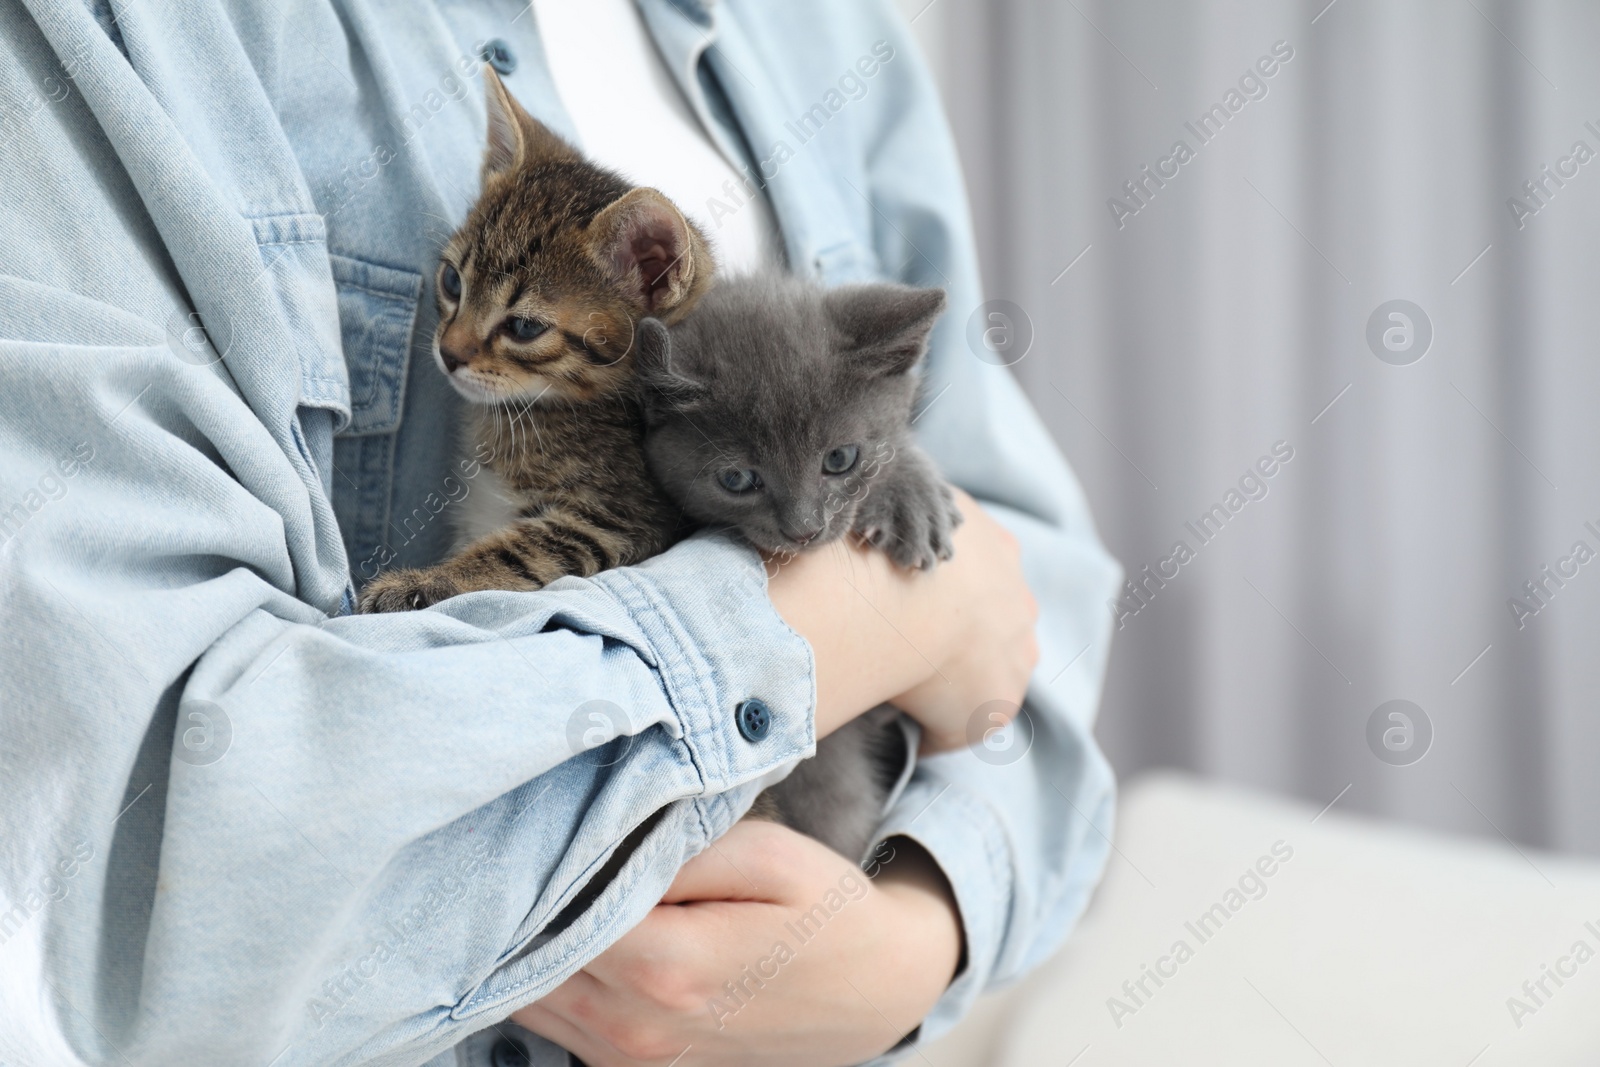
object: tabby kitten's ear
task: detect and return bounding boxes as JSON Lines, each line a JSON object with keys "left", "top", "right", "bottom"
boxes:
{"left": 586, "top": 189, "right": 714, "bottom": 323}
{"left": 635, "top": 319, "right": 710, "bottom": 409}
{"left": 481, "top": 65, "right": 579, "bottom": 178}
{"left": 825, "top": 284, "right": 948, "bottom": 377}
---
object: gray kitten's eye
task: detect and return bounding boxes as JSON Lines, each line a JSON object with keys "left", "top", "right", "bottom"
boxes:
{"left": 440, "top": 263, "right": 462, "bottom": 300}
{"left": 822, "top": 445, "right": 860, "bottom": 475}
{"left": 506, "top": 316, "right": 548, "bottom": 342}
{"left": 717, "top": 468, "right": 763, "bottom": 493}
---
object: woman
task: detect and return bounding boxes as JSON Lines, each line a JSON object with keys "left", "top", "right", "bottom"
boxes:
{"left": 0, "top": 0, "right": 1119, "bottom": 1064}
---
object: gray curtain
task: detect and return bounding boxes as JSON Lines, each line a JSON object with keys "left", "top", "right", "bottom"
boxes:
{"left": 901, "top": 0, "right": 1600, "bottom": 854}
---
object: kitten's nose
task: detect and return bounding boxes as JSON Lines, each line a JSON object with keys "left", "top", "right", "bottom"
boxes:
{"left": 786, "top": 525, "right": 824, "bottom": 546}
{"left": 439, "top": 324, "right": 479, "bottom": 373}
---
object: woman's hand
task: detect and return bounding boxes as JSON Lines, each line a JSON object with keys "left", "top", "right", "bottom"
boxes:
{"left": 768, "top": 488, "right": 1038, "bottom": 751}
{"left": 887, "top": 490, "right": 1038, "bottom": 751}
{"left": 512, "top": 820, "right": 962, "bottom": 1067}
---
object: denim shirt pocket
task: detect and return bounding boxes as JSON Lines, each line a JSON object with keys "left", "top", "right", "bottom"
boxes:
{"left": 326, "top": 254, "right": 422, "bottom": 586}
{"left": 328, "top": 253, "right": 421, "bottom": 436}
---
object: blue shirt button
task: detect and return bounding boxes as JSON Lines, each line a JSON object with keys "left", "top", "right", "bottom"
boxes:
{"left": 481, "top": 39, "right": 517, "bottom": 76}
{"left": 736, "top": 698, "right": 772, "bottom": 742}
{"left": 489, "top": 1036, "right": 530, "bottom": 1067}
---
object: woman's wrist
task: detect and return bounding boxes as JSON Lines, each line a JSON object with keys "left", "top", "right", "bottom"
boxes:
{"left": 766, "top": 489, "right": 1038, "bottom": 752}
{"left": 872, "top": 836, "right": 965, "bottom": 990}
{"left": 766, "top": 539, "right": 948, "bottom": 739}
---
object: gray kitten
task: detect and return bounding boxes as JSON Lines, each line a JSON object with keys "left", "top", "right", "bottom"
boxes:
{"left": 635, "top": 272, "right": 961, "bottom": 861}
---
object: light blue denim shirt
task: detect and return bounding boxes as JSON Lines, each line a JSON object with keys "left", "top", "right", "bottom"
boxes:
{"left": 0, "top": 1, "right": 1121, "bottom": 1064}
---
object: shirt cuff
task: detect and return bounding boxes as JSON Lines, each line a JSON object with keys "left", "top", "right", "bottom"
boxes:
{"left": 867, "top": 777, "right": 1013, "bottom": 1044}
{"left": 857, "top": 755, "right": 1115, "bottom": 1065}
{"left": 587, "top": 528, "right": 818, "bottom": 814}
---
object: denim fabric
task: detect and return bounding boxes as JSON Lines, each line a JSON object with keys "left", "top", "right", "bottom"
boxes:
{"left": 0, "top": 1, "right": 1121, "bottom": 1064}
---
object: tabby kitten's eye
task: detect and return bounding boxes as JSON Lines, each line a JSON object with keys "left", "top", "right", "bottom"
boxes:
{"left": 440, "top": 263, "right": 462, "bottom": 300}
{"left": 506, "top": 316, "right": 549, "bottom": 342}
{"left": 717, "top": 468, "right": 763, "bottom": 493}
{"left": 822, "top": 445, "right": 860, "bottom": 475}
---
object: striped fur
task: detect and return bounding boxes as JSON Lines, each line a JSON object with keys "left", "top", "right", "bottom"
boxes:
{"left": 357, "top": 68, "right": 709, "bottom": 613}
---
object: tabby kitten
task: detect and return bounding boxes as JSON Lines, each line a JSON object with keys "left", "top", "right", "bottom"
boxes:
{"left": 358, "top": 68, "right": 711, "bottom": 613}
{"left": 635, "top": 272, "right": 962, "bottom": 859}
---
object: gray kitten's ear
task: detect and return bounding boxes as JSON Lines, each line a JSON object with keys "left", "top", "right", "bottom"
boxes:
{"left": 635, "top": 319, "right": 710, "bottom": 406}
{"left": 482, "top": 66, "right": 578, "bottom": 178}
{"left": 826, "top": 284, "right": 948, "bottom": 377}
{"left": 587, "top": 188, "right": 714, "bottom": 322}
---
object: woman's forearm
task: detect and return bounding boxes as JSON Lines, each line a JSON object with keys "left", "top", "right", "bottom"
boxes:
{"left": 766, "top": 538, "right": 943, "bottom": 739}
{"left": 766, "top": 489, "right": 1038, "bottom": 747}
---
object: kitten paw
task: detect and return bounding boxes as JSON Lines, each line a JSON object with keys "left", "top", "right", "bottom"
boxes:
{"left": 357, "top": 569, "right": 464, "bottom": 613}
{"left": 857, "top": 475, "right": 961, "bottom": 572}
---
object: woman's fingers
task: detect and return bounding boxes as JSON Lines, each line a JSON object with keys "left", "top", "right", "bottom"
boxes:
{"left": 513, "top": 822, "right": 961, "bottom": 1067}
{"left": 659, "top": 839, "right": 774, "bottom": 905}
{"left": 888, "top": 492, "right": 1040, "bottom": 750}
{"left": 516, "top": 1000, "right": 650, "bottom": 1067}
{"left": 513, "top": 1003, "right": 599, "bottom": 1060}
{"left": 522, "top": 968, "right": 696, "bottom": 1066}
{"left": 659, "top": 818, "right": 831, "bottom": 904}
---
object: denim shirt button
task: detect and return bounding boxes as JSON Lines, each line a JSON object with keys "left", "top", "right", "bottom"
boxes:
{"left": 489, "top": 1036, "right": 530, "bottom": 1067}
{"left": 735, "top": 698, "right": 772, "bottom": 742}
{"left": 480, "top": 39, "right": 517, "bottom": 76}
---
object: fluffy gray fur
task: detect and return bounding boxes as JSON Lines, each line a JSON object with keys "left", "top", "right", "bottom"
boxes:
{"left": 635, "top": 272, "right": 959, "bottom": 860}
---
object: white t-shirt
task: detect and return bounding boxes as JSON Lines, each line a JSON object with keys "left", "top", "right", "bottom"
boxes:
{"left": 531, "top": 0, "right": 780, "bottom": 273}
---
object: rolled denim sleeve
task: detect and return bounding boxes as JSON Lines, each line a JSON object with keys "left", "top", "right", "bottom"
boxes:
{"left": 0, "top": 314, "right": 816, "bottom": 1067}
{"left": 718, "top": 1, "right": 1122, "bottom": 1057}
{"left": 0, "top": 6, "right": 814, "bottom": 1066}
